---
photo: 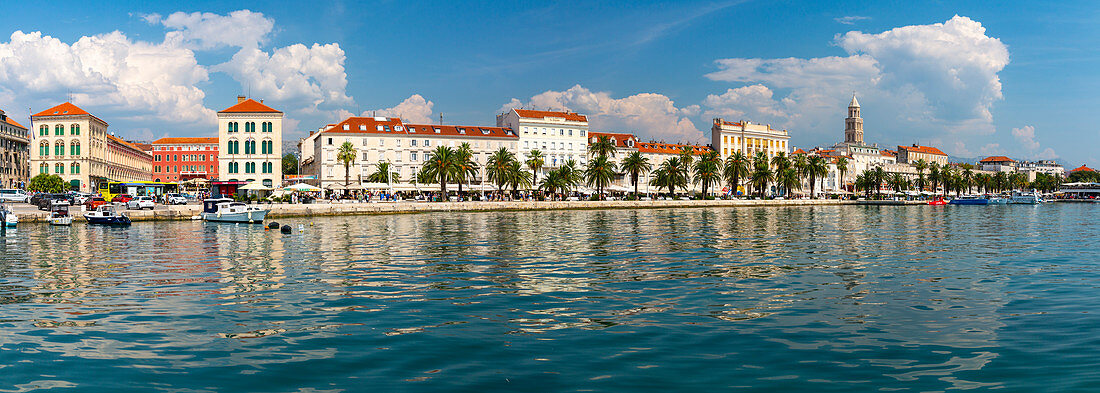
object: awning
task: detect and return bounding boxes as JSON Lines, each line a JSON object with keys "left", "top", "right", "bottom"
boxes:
{"left": 240, "top": 182, "right": 272, "bottom": 191}
{"left": 284, "top": 183, "right": 322, "bottom": 192}
{"left": 325, "top": 183, "right": 346, "bottom": 190}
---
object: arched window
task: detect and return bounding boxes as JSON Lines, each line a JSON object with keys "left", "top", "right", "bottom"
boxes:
{"left": 70, "top": 141, "right": 80, "bottom": 155}
{"left": 70, "top": 163, "right": 80, "bottom": 174}
{"left": 54, "top": 141, "right": 65, "bottom": 156}
{"left": 71, "top": 124, "right": 80, "bottom": 135}
{"left": 262, "top": 161, "right": 271, "bottom": 173}
{"left": 262, "top": 122, "right": 272, "bottom": 132}
{"left": 228, "top": 122, "right": 238, "bottom": 133}
{"left": 261, "top": 139, "right": 272, "bottom": 154}
{"left": 39, "top": 163, "right": 47, "bottom": 174}
{"left": 39, "top": 142, "right": 49, "bottom": 156}
{"left": 263, "top": 179, "right": 272, "bottom": 187}
{"left": 54, "top": 124, "right": 64, "bottom": 135}
{"left": 39, "top": 125, "right": 48, "bottom": 136}
{"left": 245, "top": 122, "right": 256, "bottom": 132}
{"left": 245, "top": 140, "right": 256, "bottom": 154}
{"left": 227, "top": 139, "right": 238, "bottom": 154}
{"left": 55, "top": 163, "right": 64, "bottom": 174}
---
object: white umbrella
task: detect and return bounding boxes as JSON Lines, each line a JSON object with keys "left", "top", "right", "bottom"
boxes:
{"left": 325, "top": 183, "right": 346, "bottom": 190}
{"left": 284, "top": 183, "right": 321, "bottom": 192}
{"left": 240, "top": 182, "right": 272, "bottom": 191}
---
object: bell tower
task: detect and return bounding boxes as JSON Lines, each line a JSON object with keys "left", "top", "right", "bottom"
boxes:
{"left": 844, "top": 93, "right": 863, "bottom": 145}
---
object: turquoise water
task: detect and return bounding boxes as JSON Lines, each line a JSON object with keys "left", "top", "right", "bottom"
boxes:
{"left": 1, "top": 204, "right": 1098, "bottom": 391}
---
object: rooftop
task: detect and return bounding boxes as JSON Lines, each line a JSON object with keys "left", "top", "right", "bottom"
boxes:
{"left": 1071, "top": 165, "right": 1095, "bottom": 173}
{"left": 980, "top": 156, "right": 1016, "bottom": 163}
{"left": 512, "top": 109, "right": 588, "bottom": 122}
{"left": 637, "top": 142, "right": 711, "bottom": 155}
{"left": 32, "top": 102, "right": 108, "bottom": 125}
{"left": 898, "top": 145, "right": 947, "bottom": 156}
{"left": 219, "top": 98, "right": 282, "bottom": 114}
{"left": 152, "top": 137, "right": 219, "bottom": 145}
{"left": 589, "top": 132, "right": 638, "bottom": 148}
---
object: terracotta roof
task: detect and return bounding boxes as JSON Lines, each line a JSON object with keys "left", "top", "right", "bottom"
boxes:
{"left": 405, "top": 124, "right": 517, "bottom": 139}
{"left": 323, "top": 116, "right": 517, "bottom": 138}
{"left": 881, "top": 149, "right": 897, "bottom": 157}
{"left": 105, "top": 134, "right": 152, "bottom": 156}
{"left": 1070, "top": 165, "right": 1095, "bottom": 173}
{"left": 323, "top": 117, "right": 407, "bottom": 135}
{"left": 32, "top": 102, "right": 108, "bottom": 125}
{"left": 513, "top": 109, "right": 587, "bottom": 122}
{"left": 0, "top": 114, "right": 26, "bottom": 130}
{"left": 638, "top": 142, "right": 712, "bottom": 155}
{"left": 979, "top": 156, "right": 1016, "bottom": 163}
{"left": 717, "top": 119, "right": 744, "bottom": 127}
{"left": 589, "top": 132, "right": 638, "bottom": 148}
{"left": 792, "top": 148, "right": 807, "bottom": 155}
{"left": 153, "top": 137, "right": 219, "bottom": 145}
{"left": 133, "top": 142, "right": 153, "bottom": 152}
{"left": 898, "top": 145, "right": 946, "bottom": 156}
{"left": 219, "top": 99, "right": 281, "bottom": 114}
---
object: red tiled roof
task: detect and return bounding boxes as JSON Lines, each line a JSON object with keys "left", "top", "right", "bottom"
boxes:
{"left": 133, "top": 142, "right": 153, "bottom": 152}
{"left": 881, "top": 149, "right": 897, "bottom": 157}
{"left": 323, "top": 117, "right": 407, "bottom": 135}
{"left": 979, "top": 156, "right": 1015, "bottom": 163}
{"left": 513, "top": 109, "right": 587, "bottom": 122}
{"left": 0, "top": 114, "right": 26, "bottom": 130}
{"left": 322, "top": 116, "right": 517, "bottom": 138}
{"left": 589, "top": 132, "right": 638, "bottom": 148}
{"left": 32, "top": 102, "right": 108, "bottom": 125}
{"left": 153, "top": 137, "right": 219, "bottom": 145}
{"left": 105, "top": 134, "right": 152, "bottom": 156}
{"left": 219, "top": 99, "right": 281, "bottom": 114}
{"left": 1071, "top": 165, "right": 1095, "bottom": 172}
{"left": 638, "top": 142, "right": 711, "bottom": 155}
{"left": 791, "top": 148, "right": 807, "bottom": 155}
{"left": 898, "top": 145, "right": 946, "bottom": 156}
{"left": 405, "top": 124, "right": 517, "bottom": 139}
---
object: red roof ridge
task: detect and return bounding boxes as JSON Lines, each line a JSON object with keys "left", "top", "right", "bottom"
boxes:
{"left": 1071, "top": 165, "right": 1094, "bottom": 172}
{"left": 219, "top": 99, "right": 281, "bottom": 114}
{"left": 513, "top": 109, "right": 588, "bottom": 122}
{"left": 979, "top": 155, "right": 1015, "bottom": 163}
{"left": 898, "top": 145, "right": 947, "bottom": 156}
{"left": 32, "top": 102, "right": 108, "bottom": 125}
{"left": 153, "top": 137, "right": 219, "bottom": 144}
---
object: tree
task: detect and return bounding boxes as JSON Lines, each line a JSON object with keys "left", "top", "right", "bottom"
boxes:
{"left": 928, "top": 163, "right": 941, "bottom": 194}
{"left": 422, "top": 146, "right": 460, "bottom": 197}
{"left": 560, "top": 159, "right": 583, "bottom": 194}
{"left": 678, "top": 146, "right": 695, "bottom": 187}
{"left": 337, "top": 141, "right": 358, "bottom": 195}
{"left": 366, "top": 161, "right": 400, "bottom": 185}
{"left": 807, "top": 155, "right": 828, "bottom": 198}
{"left": 28, "top": 174, "right": 66, "bottom": 193}
{"left": 454, "top": 142, "right": 479, "bottom": 195}
{"left": 777, "top": 167, "right": 800, "bottom": 198}
{"left": 750, "top": 152, "right": 773, "bottom": 198}
{"left": 1067, "top": 170, "right": 1100, "bottom": 183}
{"left": 915, "top": 159, "right": 928, "bottom": 191}
{"left": 872, "top": 166, "right": 887, "bottom": 197}
{"left": 618, "top": 151, "right": 651, "bottom": 197}
{"left": 693, "top": 150, "right": 722, "bottom": 197}
{"left": 962, "top": 167, "right": 974, "bottom": 194}
{"left": 723, "top": 151, "right": 749, "bottom": 197}
{"left": 890, "top": 173, "right": 908, "bottom": 193}
{"left": 507, "top": 160, "right": 532, "bottom": 197}
{"left": 652, "top": 158, "right": 687, "bottom": 197}
{"left": 487, "top": 147, "right": 516, "bottom": 194}
{"left": 525, "top": 150, "right": 545, "bottom": 192}
{"left": 584, "top": 154, "right": 617, "bottom": 198}
{"left": 282, "top": 153, "right": 299, "bottom": 175}
{"left": 835, "top": 157, "right": 849, "bottom": 192}
{"left": 792, "top": 153, "right": 809, "bottom": 191}
{"left": 587, "top": 135, "right": 617, "bottom": 159}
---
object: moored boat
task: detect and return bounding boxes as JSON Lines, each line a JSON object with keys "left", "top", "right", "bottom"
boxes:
{"left": 1, "top": 203, "right": 16, "bottom": 227}
{"left": 928, "top": 197, "right": 947, "bottom": 206}
{"left": 987, "top": 195, "right": 1009, "bottom": 205}
{"left": 1009, "top": 190, "right": 1043, "bottom": 204}
{"left": 949, "top": 195, "right": 989, "bottom": 205}
{"left": 201, "top": 198, "right": 268, "bottom": 223}
{"left": 48, "top": 201, "right": 72, "bottom": 226}
{"left": 84, "top": 204, "right": 132, "bottom": 225}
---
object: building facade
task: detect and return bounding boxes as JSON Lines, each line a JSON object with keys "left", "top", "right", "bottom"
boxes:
{"left": 896, "top": 144, "right": 948, "bottom": 166}
{"left": 151, "top": 137, "right": 219, "bottom": 182}
{"left": 497, "top": 109, "right": 589, "bottom": 173}
{"left": 30, "top": 102, "right": 152, "bottom": 191}
{"left": 1019, "top": 160, "right": 1065, "bottom": 179}
{"left": 710, "top": 119, "right": 790, "bottom": 160}
{"left": 301, "top": 116, "right": 519, "bottom": 190}
{"left": 0, "top": 109, "right": 29, "bottom": 188}
{"left": 217, "top": 97, "right": 283, "bottom": 188}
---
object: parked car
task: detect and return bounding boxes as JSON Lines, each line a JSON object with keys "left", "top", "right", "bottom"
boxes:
{"left": 85, "top": 196, "right": 109, "bottom": 210}
{"left": 0, "top": 189, "right": 29, "bottom": 203}
{"left": 163, "top": 193, "right": 188, "bottom": 205}
{"left": 36, "top": 193, "right": 72, "bottom": 210}
{"left": 112, "top": 194, "right": 134, "bottom": 203}
{"left": 70, "top": 192, "right": 91, "bottom": 205}
{"left": 127, "top": 196, "right": 156, "bottom": 210}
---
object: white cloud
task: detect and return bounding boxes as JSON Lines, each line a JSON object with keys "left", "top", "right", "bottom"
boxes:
{"left": 0, "top": 30, "right": 213, "bottom": 124}
{"left": 214, "top": 43, "right": 353, "bottom": 113}
{"left": 1012, "top": 125, "right": 1039, "bottom": 150}
{"left": 1037, "top": 147, "right": 1058, "bottom": 160}
{"left": 372, "top": 94, "right": 434, "bottom": 123}
{"left": 705, "top": 15, "right": 1009, "bottom": 148}
{"left": 702, "top": 84, "right": 789, "bottom": 122}
{"left": 154, "top": 10, "right": 274, "bottom": 49}
{"left": 502, "top": 85, "right": 703, "bottom": 143}
{"left": 835, "top": 16, "right": 871, "bottom": 25}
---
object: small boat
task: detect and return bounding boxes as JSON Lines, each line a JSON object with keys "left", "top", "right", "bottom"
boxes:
{"left": 949, "top": 195, "right": 989, "bottom": 205}
{"left": 928, "top": 197, "right": 947, "bottom": 206}
{"left": 48, "top": 201, "right": 72, "bottom": 226}
{"left": 987, "top": 195, "right": 1009, "bottom": 205}
{"left": 84, "top": 204, "right": 132, "bottom": 225}
{"left": 1, "top": 203, "right": 16, "bottom": 227}
{"left": 201, "top": 198, "right": 268, "bottom": 223}
{"left": 1009, "top": 190, "right": 1043, "bottom": 204}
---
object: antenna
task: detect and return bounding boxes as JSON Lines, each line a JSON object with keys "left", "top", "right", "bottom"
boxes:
{"left": 439, "top": 113, "right": 443, "bottom": 125}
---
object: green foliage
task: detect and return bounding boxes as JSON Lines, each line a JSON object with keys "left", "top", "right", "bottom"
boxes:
{"left": 618, "top": 151, "right": 651, "bottom": 196}
{"left": 282, "top": 153, "right": 299, "bottom": 175}
{"left": 28, "top": 174, "right": 66, "bottom": 193}
{"left": 367, "top": 161, "right": 400, "bottom": 184}
{"left": 723, "top": 152, "right": 749, "bottom": 197}
{"left": 693, "top": 151, "right": 722, "bottom": 197}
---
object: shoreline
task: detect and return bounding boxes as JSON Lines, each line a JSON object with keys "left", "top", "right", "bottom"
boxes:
{"left": 12, "top": 199, "right": 929, "bottom": 223}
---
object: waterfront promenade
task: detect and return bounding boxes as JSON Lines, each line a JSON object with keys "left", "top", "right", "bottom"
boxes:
{"left": 11, "top": 199, "right": 924, "bottom": 223}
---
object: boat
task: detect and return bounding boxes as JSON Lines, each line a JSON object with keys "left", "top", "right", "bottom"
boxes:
{"left": 1, "top": 203, "right": 15, "bottom": 227}
{"left": 949, "top": 195, "right": 989, "bottom": 205}
{"left": 987, "top": 195, "right": 1009, "bottom": 205}
{"left": 48, "top": 201, "right": 72, "bottom": 226}
{"left": 201, "top": 198, "right": 268, "bottom": 223}
{"left": 928, "top": 197, "right": 947, "bottom": 206}
{"left": 84, "top": 204, "right": 132, "bottom": 225}
{"left": 1009, "top": 190, "right": 1043, "bottom": 204}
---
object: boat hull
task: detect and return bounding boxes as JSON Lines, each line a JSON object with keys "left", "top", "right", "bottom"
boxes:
{"left": 49, "top": 217, "right": 72, "bottom": 226}
{"left": 84, "top": 216, "right": 132, "bottom": 225}
{"left": 949, "top": 199, "right": 989, "bottom": 205}
{"left": 202, "top": 210, "right": 268, "bottom": 223}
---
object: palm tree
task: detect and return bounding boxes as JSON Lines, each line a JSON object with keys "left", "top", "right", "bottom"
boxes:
{"left": 422, "top": 145, "right": 459, "bottom": 198}
{"left": 835, "top": 157, "right": 849, "bottom": 192}
{"left": 539, "top": 168, "right": 566, "bottom": 199}
{"left": 560, "top": 159, "right": 582, "bottom": 194}
{"left": 750, "top": 152, "right": 773, "bottom": 198}
{"left": 507, "top": 160, "right": 532, "bottom": 197}
{"left": 678, "top": 146, "right": 695, "bottom": 187}
{"left": 777, "top": 167, "right": 800, "bottom": 198}
{"left": 366, "top": 161, "right": 400, "bottom": 185}
{"left": 872, "top": 166, "right": 887, "bottom": 198}
{"left": 928, "top": 163, "right": 941, "bottom": 194}
{"left": 889, "top": 173, "right": 907, "bottom": 193}
{"left": 652, "top": 158, "right": 687, "bottom": 196}
{"left": 525, "top": 150, "right": 545, "bottom": 192}
{"left": 588, "top": 135, "right": 617, "bottom": 159}
{"left": 693, "top": 150, "right": 722, "bottom": 197}
{"left": 723, "top": 151, "right": 749, "bottom": 198}
{"left": 649, "top": 166, "right": 671, "bottom": 197}
{"left": 792, "top": 153, "right": 809, "bottom": 191}
{"left": 618, "top": 151, "right": 651, "bottom": 197}
{"left": 807, "top": 155, "right": 828, "bottom": 198}
{"left": 584, "top": 154, "right": 617, "bottom": 199}
{"left": 336, "top": 141, "right": 358, "bottom": 195}
{"left": 914, "top": 159, "right": 928, "bottom": 191}
{"left": 486, "top": 147, "right": 516, "bottom": 195}
{"left": 454, "top": 142, "right": 479, "bottom": 195}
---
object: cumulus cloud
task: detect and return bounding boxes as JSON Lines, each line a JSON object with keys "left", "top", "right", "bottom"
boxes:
{"left": 1012, "top": 125, "right": 1040, "bottom": 150}
{"left": 705, "top": 15, "right": 1009, "bottom": 147}
{"left": 151, "top": 10, "right": 274, "bottom": 49}
{"left": 702, "top": 84, "right": 790, "bottom": 122}
{"left": 502, "top": 85, "right": 703, "bottom": 143}
{"left": 214, "top": 43, "right": 353, "bottom": 113}
{"left": 335, "top": 94, "right": 436, "bottom": 124}
{"left": 0, "top": 30, "right": 213, "bottom": 124}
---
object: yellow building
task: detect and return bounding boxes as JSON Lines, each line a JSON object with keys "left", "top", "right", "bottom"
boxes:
{"left": 30, "top": 102, "right": 152, "bottom": 191}
{"left": 710, "top": 118, "right": 790, "bottom": 159}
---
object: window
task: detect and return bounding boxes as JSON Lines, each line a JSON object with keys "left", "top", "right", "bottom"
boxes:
{"left": 55, "top": 163, "right": 64, "bottom": 174}
{"left": 263, "top": 179, "right": 273, "bottom": 187}
{"left": 434, "top": 128, "right": 441, "bottom": 133}
{"left": 229, "top": 122, "right": 239, "bottom": 132}
{"left": 262, "top": 122, "right": 272, "bottom": 132}
{"left": 55, "top": 141, "right": 64, "bottom": 156}
{"left": 380, "top": 139, "right": 384, "bottom": 147}
{"left": 569, "top": 129, "right": 573, "bottom": 136}
{"left": 523, "top": 127, "right": 528, "bottom": 134}
{"left": 39, "top": 125, "right": 47, "bottom": 136}
{"left": 327, "top": 138, "right": 333, "bottom": 145}
{"left": 343, "top": 124, "right": 350, "bottom": 131}
{"left": 54, "top": 124, "right": 63, "bottom": 135}
{"left": 245, "top": 162, "right": 256, "bottom": 173}
{"left": 245, "top": 140, "right": 256, "bottom": 154}
{"left": 411, "top": 152, "right": 418, "bottom": 161}
{"left": 262, "top": 162, "right": 272, "bottom": 173}
{"left": 411, "top": 140, "right": 417, "bottom": 147}
{"left": 362, "top": 152, "right": 369, "bottom": 161}
{"left": 71, "top": 124, "right": 80, "bottom": 135}
{"left": 39, "top": 142, "right": 48, "bottom": 156}
{"left": 229, "top": 162, "right": 238, "bottom": 173}
{"left": 261, "top": 140, "right": 272, "bottom": 154}
{"left": 155, "top": 155, "right": 160, "bottom": 162}
{"left": 560, "top": 129, "right": 564, "bottom": 135}
{"left": 246, "top": 122, "right": 256, "bottom": 132}
{"left": 71, "top": 163, "right": 80, "bottom": 174}
{"left": 155, "top": 166, "right": 160, "bottom": 172}
{"left": 424, "top": 140, "right": 430, "bottom": 147}
{"left": 70, "top": 141, "right": 80, "bottom": 155}
{"left": 580, "top": 130, "right": 586, "bottom": 137}
{"left": 39, "top": 163, "right": 47, "bottom": 174}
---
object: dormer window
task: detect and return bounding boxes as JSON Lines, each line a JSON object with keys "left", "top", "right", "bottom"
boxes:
{"left": 376, "top": 125, "right": 383, "bottom": 131}
{"left": 384, "top": 125, "right": 392, "bottom": 132}
{"left": 343, "top": 124, "right": 350, "bottom": 131}
{"left": 395, "top": 126, "right": 403, "bottom": 131}
{"left": 434, "top": 128, "right": 441, "bottom": 133}
{"left": 459, "top": 128, "right": 466, "bottom": 134}
{"left": 481, "top": 128, "right": 490, "bottom": 135}
{"left": 359, "top": 124, "right": 366, "bottom": 131}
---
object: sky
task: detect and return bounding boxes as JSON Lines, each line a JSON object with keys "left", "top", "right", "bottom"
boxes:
{"left": 0, "top": 0, "right": 1097, "bottom": 166}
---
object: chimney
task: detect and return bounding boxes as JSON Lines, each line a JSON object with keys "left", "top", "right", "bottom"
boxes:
{"left": 237, "top": 95, "right": 246, "bottom": 104}
{"left": 260, "top": 99, "right": 264, "bottom": 104}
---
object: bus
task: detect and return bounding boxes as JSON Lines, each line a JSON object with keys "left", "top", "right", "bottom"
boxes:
{"left": 99, "top": 181, "right": 179, "bottom": 202}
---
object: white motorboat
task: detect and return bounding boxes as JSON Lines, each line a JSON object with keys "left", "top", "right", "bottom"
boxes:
{"left": 48, "top": 201, "right": 72, "bottom": 226}
{"left": 1, "top": 203, "right": 16, "bottom": 227}
{"left": 987, "top": 195, "right": 1009, "bottom": 205}
{"left": 83, "top": 204, "right": 131, "bottom": 225}
{"left": 1009, "top": 190, "right": 1043, "bottom": 204}
{"left": 201, "top": 198, "right": 268, "bottom": 223}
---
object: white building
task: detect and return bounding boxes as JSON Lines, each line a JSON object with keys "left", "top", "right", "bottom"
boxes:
{"left": 217, "top": 96, "right": 283, "bottom": 189}
{"left": 710, "top": 118, "right": 790, "bottom": 160}
{"left": 1019, "top": 160, "right": 1065, "bottom": 179}
{"left": 30, "top": 102, "right": 151, "bottom": 191}
{"left": 300, "top": 116, "right": 518, "bottom": 190}
{"left": 497, "top": 109, "right": 589, "bottom": 173}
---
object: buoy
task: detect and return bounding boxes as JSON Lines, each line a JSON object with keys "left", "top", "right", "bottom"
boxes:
{"left": 268, "top": 221, "right": 280, "bottom": 229}
{"left": 280, "top": 225, "right": 291, "bottom": 234}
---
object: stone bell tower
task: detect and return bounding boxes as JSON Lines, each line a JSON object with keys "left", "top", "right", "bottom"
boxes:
{"left": 844, "top": 93, "right": 863, "bottom": 145}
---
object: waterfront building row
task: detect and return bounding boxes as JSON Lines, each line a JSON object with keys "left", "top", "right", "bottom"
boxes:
{"left": 0, "top": 109, "right": 30, "bottom": 189}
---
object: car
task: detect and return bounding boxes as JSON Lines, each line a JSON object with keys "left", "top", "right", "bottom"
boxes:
{"left": 35, "top": 193, "right": 72, "bottom": 210}
{"left": 0, "top": 189, "right": 29, "bottom": 203}
{"left": 112, "top": 194, "right": 134, "bottom": 203}
{"left": 70, "top": 192, "right": 91, "bottom": 205}
{"left": 85, "top": 196, "right": 108, "bottom": 210}
{"left": 163, "top": 193, "right": 188, "bottom": 205}
{"left": 127, "top": 196, "right": 156, "bottom": 210}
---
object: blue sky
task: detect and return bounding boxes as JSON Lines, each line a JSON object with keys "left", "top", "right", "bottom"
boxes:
{"left": 0, "top": 1, "right": 1097, "bottom": 166}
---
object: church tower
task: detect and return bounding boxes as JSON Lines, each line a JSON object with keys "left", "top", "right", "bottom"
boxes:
{"left": 844, "top": 93, "right": 864, "bottom": 145}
